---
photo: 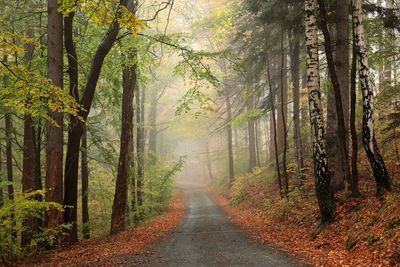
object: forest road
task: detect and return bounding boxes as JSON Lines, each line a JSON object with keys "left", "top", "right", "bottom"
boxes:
{"left": 146, "top": 186, "right": 306, "bottom": 267}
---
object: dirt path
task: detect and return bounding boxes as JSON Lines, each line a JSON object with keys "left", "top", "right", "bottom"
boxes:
{"left": 113, "top": 186, "right": 306, "bottom": 266}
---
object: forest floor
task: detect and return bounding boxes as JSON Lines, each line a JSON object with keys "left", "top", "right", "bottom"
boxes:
{"left": 210, "top": 163, "right": 400, "bottom": 267}
{"left": 23, "top": 192, "right": 185, "bottom": 267}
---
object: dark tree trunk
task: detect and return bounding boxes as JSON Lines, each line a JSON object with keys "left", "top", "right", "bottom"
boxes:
{"left": 46, "top": 0, "right": 64, "bottom": 231}
{"left": 278, "top": 30, "right": 289, "bottom": 193}
{"left": 63, "top": 0, "right": 130, "bottom": 242}
{"left": 334, "top": 0, "right": 351, "bottom": 191}
{"left": 81, "top": 129, "right": 90, "bottom": 239}
{"left": 110, "top": 63, "right": 136, "bottom": 234}
{"left": 318, "top": 0, "right": 352, "bottom": 195}
{"left": 349, "top": 13, "right": 360, "bottom": 197}
{"left": 290, "top": 33, "right": 305, "bottom": 184}
{"left": 63, "top": 10, "right": 81, "bottom": 242}
{"left": 21, "top": 27, "right": 38, "bottom": 247}
{"left": 21, "top": 116, "right": 38, "bottom": 247}
{"left": 34, "top": 123, "right": 43, "bottom": 195}
{"left": 266, "top": 49, "right": 283, "bottom": 197}
{"left": 247, "top": 96, "right": 257, "bottom": 171}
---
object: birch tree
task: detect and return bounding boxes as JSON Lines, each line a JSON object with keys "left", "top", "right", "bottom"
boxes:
{"left": 352, "top": 0, "right": 392, "bottom": 196}
{"left": 305, "top": 0, "right": 335, "bottom": 223}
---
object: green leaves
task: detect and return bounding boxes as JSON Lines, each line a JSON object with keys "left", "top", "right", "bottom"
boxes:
{"left": 0, "top": 62, "right": 82, "bottom": 126}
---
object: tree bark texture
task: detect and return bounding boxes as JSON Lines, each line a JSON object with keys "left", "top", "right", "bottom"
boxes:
{"left": 353, "top": 0, "right": 391, "bottom": 195}
{"left": 110, "top": 63, "right": 136, "bottom": 234}
{"left": 46, "top": 0, "right": 64, "bottom": 231}
{"left": 305, "top": 0, "right": 335, "bottom": 223}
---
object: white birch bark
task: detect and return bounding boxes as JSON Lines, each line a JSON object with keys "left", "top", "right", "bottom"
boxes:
{"left": 352, "top": 0, "right": 391, "bottom": 195}
{"left": 305, "top": 0, "right": 335, "bottom": 223}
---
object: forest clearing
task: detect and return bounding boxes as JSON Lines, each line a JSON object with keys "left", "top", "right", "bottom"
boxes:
{"left": 0, "top": 0, "right": 399, "bottom": 266}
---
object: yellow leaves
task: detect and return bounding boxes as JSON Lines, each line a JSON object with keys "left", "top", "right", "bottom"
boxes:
{"left": 0, "top": 63, "right": 83, "bottom": 126}
{"left": 58, "top": 0, "right": 82, "bottom": 16}
{"left": 118, "top": 6, "right": 146, "bottom": 36}
{"left": 0, "top": 31, "right": 39, "bottom": 55}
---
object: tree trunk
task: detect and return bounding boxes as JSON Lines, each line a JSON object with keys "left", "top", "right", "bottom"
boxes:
{"left": 63, "top": 11, "right": 81, "bottom": 242}
{"left": 5, "top": 113, "right": 16, "bottom": 239}
{"left": 247, "top": 96, "right": 257, "bottom": 171}
{"left": 255, "top": 119, "right": 261, "bottom": 167}
{"left": 265, "top": 44, "right": 283, "bottom": 197}
{"left": 46, "top": 0, "right": 64, "bottom": 232}
{"left": 21, "top": 116, "right": 37, "bottom": 246}
{"left": 352, "top": 0, "right": 391, "bottom": 196}
{"left": 318, "top": 0, "right": 352, "bottom": 195}
{"left": 111, "top": 63, "right": 136, "bottom": 234}
{"left": 81, "top": 128, "right": 90, "bottom": 239}
{"left": 305, "top": 0, "right": 335, "bottom": 223}
{"left": 334, "top": 0, "right": 351, "bottom": 191}
{"left": 34, "top": 123, "right": 43, "bottom": 195}
{"left": 136, "top": 83, "right": 145, "bottom": 216}
{"left": 278, "top": 29, "right": 289, "bottom": 193}
{"left": 63, "top": 0, "right": 131, "bottom": 242}
{"left": 224, "top": 88, "right": 235, "bottom": 183}
{"left": 21, "top": 27, "right": 39, "bottom": 247}
{"left": 349, "top": 13, "right": 360, "bottom": 197}
{"left": 290, "top": 33, "right": 305, "bottom": 184}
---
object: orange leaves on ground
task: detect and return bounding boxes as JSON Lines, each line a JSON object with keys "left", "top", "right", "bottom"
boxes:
{"left": 27, "top": 193, "right": 185, "bottom": 266}
{"left": 209, "top": 183, "right": 400, "bottom": 267}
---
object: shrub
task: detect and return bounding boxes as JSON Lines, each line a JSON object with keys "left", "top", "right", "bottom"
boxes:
{"left": 0, "top": 188, "right": 63, "bottom": 263}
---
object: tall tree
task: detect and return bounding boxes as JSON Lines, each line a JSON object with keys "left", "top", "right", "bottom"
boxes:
{"left": 21, "top": 27, "right": 38, "bottom": 247}
{"left": 111, "top": 60, "right": 136, "bottom": 234}
{"left": 349, "top": 8, "right": 360, "bottom": 197}
{"left": 224, "top": 86, "right": 235, "bottom": 183}
{"left": 247, "top": 95, "right": 257, "bottom": 171}
{"left": 63, "top": 0, "right": 131, "bottom": 241}
{"left": 46, "top": 0, "right": 64, "bottom": 231}
{"left": 352, "top": 0, "right": 392, "bottom": 196}
{"left": 305, "top": 0, "right": 335, "bottom": 223}
{"left": 289, "top": 33, "right": 305, "bottom": 184}
{"left": 318, "top": 0, "right": 352, "bottom": 195}
{"left": 277, "top": 30, "right": 288, "bottom": 192}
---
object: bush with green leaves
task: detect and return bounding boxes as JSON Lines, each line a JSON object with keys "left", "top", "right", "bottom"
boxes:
{"left": 129, "top": 156, "right": 184, "bottom": 224}
{"left": 0, "top": 187, "right": 63, "bottom": 263}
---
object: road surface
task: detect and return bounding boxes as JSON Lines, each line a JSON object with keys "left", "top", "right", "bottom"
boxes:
{"left": 144, "top": 187, "right": 305, "bottom": 267}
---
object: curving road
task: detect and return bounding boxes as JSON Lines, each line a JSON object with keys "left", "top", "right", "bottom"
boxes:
{"left": 147, "top": 187, "right": 305, "bottom": 267}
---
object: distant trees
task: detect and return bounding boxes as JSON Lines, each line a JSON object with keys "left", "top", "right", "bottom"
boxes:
{"left": 208, "top": 0, "right": 397, "bottom": 224}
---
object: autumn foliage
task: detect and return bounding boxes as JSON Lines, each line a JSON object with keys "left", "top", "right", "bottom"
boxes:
{"left": 24, "top": 193, "right": 185, "bottom": 266}
{"left": 210, "top": 166, "right": 400, "bottom": 266}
